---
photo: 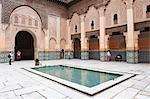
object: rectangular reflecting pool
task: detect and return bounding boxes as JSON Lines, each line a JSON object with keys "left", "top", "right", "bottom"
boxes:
{"left": 33, "top": 66, "right": 121, "bottom": 87}
{"left": 24, "top": 65, "right": 135, "bottom": 95}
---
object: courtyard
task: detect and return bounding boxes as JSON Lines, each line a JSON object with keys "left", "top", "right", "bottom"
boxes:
{"left": 0, "top": 60, "right": 150, "bottom": 99}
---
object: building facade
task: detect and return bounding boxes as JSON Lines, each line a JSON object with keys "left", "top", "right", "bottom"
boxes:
{"left": 0, "top": 0, "right": 149, "bottom": 63}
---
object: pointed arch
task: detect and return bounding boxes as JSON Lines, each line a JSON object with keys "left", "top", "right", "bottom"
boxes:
{"left": 10, "top": 5, "right": 42, "bottom": 24}
{"left": 49, "top": 37, "right": 57, "bottom": 51}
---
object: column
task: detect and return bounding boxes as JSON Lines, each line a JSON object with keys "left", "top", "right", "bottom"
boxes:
{"left": 80, "top": 14, "right": 89, "bottom": 60}
{"left": 56, "top": 17, "right": 61, "bottom": 59}
{"left": 99, "top": 7, "right": 107, "bottom": 61}
{"left": 0, "top": 4, "right": 6, "bottom": 63}
{"left": 56, "top": 17, "right": 61, "bottom": 51}
{"left": 65, "top": 19, "right": 73, "bottom": 59}
{"left": 45, "top": 36, "right": 49, "bottom": 51}
{"left": 126, "top": 0, "right": 138, "bottom": 63}
{"left": 0, "top": 3, "right": 4, "bottom": 49}
{"left": 0, "top": 3, "right": 2, "bottom": 28}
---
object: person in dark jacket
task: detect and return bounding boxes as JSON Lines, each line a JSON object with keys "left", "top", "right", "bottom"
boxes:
{"left": 8, "top": 52, "right": 13, "bottom": 65}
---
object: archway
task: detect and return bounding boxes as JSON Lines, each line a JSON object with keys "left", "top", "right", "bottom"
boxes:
{"left": 15, "top": 31, "right": 34, "bottom": 60}
{"left": 109, "top": 33, "right": 126, "bottom": 61}
{"left": 89, "top": 35, "right": 99, "bottom": 60}
{"left": 138, "top": 30, "right": 150, "bottom": 63}
{"left": 74, "top": 38, "right": 81, "bottom": 59}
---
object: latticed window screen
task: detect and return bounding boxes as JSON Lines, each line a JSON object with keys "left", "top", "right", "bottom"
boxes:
{"left": 113, "top": 14, "right": 118, "bottom": 24}
{"left": 75, "top": 25, "right": 77, "bottom": 32}
{"left": 146, "top": 5, "right": 150, "bottom": 18}
{"left": 14, "top": 16, "right": 18, "bottom": 23}
{"left": 91, "top": 20, "right": 94, "bottom": 29}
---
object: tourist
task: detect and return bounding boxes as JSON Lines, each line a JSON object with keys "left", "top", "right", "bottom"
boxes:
{"left": 106, "top": 50, "right": 111, "bottom": 61}
{"left": 35, "top": 59, "right": 40, "bottom": 66}
{"left": 61, "top": 49, "right": 64, "bottom": 59}
{"left": 16, "top": 50, "right": 21, "bottom": 61}
{"left": 8, "top": 52, "right": 13, "bottom": 65}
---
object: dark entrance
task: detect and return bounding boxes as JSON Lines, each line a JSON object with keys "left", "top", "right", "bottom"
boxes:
{"left": 109, "top": 33, "right": 126, "bottom": 61}
{"left": 15, "top": 31, "right": 34, "bottom": 60}
{"left": 89, "top": 35, "right": 100, "bottom": 60}
{"left": 74, "top": 38, "right": 81, "bottom": 59}
{"left": 138, "top": 29, "right": 150, "bottom": 63}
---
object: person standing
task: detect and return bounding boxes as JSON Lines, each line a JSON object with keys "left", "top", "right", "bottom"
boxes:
{"left": 61, "top": 49, "right": 64, "bottom": 59}
{"left": 8, "top": 52, "right": 13, "bottom": 65}
{"left": 16, "top": 50, "right": 21, "bottom": 61}
{"left": 106, "top": 50, "right": 111, "bottom": 61}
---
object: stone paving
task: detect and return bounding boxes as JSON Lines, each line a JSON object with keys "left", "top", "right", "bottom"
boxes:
{"left": 0, "top": 59, "right": 150, "bottom": 99}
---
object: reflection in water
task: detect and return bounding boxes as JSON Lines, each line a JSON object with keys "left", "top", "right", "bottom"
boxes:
{"left": 33, "top": 66, "right": 121, "bottom": 88}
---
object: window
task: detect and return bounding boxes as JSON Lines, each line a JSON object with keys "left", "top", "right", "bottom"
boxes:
{"left": 91, "top": 20, "right": 94, "bottom": 30}
{"left": 35, "top": 20, "right": 38, "bottom": 26}
{"left": 146, "top": 5, "right": 150, "bottom": 18}
{"left": 113, "top": 14, "right": 118, "bottom": 24}
{"left": 29, "top": 18, "right": 32, "bottom": 25}
{"left": 75, "top": 25, "right": 77, "bottom": 32}
{"left": 21, "top": 16, "right": 26, "bottom": 24}
{"left": 14, "top": 16, "right": 18, "bottom": 23}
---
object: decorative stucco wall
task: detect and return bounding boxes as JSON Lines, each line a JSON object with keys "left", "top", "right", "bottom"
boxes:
{"left": 133, "top": 0, "right": 150, "bottom": 22}
{"left": 105, "top": 0, "right": 127, "bottom": 28}
{"left": 70, "top": 13, "right": 81, "bottom": 34}
{"left": 85, "top": 6, "right": 99, "bottom": 32}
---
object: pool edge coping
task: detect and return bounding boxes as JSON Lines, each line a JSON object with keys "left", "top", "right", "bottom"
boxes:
{"left": 23, "top": 65, "right": 136, "bottom": 96}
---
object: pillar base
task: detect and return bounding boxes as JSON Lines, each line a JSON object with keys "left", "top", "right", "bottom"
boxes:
{"left": 81, "top": 51, "right": 89, "bottom": 60}
{"left": 126, "top": 51, "right": 138, "bottom": 63}
{"left": 100, "top": 51, "right": 106, "bottom": 61}
{"left": 65, "top": 51, "right": 73, "bottom": 59}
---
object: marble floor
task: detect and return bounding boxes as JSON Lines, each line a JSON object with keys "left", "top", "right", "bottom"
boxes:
{"left": 0, "top": 59, "right": 150, "bottom": 99}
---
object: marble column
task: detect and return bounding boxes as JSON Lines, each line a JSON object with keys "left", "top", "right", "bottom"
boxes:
{"left": 56, "top": 17, "right": 61, "bottom": 51}
{"left": 65, "top": 19, "right": 73, "bottom": 59}
{"left": 44, "top": 35, "right": 49, "bottom": 51}
{"left": 80, "top": 15, "right": 89, "bottom": 60}
{"left": 56, "top": 17, "right": 61, "bottom": 59}
{"left": 99, "top": 7, "right": 107, "bottom": 61}
{"left": 126, "top": 0, "right": 138, "bottom": 63}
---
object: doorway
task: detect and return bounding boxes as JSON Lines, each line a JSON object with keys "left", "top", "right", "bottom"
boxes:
{"left": 89, "top": 35, "right": 99, "bottom": 60}
{"left": 15, "top": 31, "right": 34, "bottom": 60}
{"left": 138, "top": 30, "right": 150, "bottom": 63}
{"left": 74, "top": 38, "right": 81, "bottom": 59}
{"left": 109, "top": 33, "right": 126, "bottom": 61}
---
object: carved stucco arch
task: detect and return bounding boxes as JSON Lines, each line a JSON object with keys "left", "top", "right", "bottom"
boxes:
{"left": 49, "top": 37, "right": 57, "bottom": 51}
{"left": 60, "top": 38, "right": 66, "bottom": 49}
{"left": 5, "top": 5, "right": 43, "bottom": 59}
{"left": 9, "top": 5, "right": 42, "bottom": 25}
{"left": 14, "top": 28, "right": 38, "bottom": 59}
{"left": 105, "top": 0, "right": 127, "bottom": 8}
{"left": 70, "top": 13, "right": 80, "bottom": 34}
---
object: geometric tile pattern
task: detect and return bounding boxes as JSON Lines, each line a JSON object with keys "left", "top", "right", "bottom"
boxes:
{"left": 81, "top": 51, "right": 89, "bottom": 60}
{"left": 0, "top": 51, "right": 14, "bottom": 63}
{"left": 64, "top": 51, "right": 74, "bottom": 59}
{"left": 38, "top": 51, "right": 61, "bottom": 60}
{"left": 126, "top": 51, "right": 138, "bottom": 63}
{"left": 100, "top": 51, "right": 106, "bottom": 61}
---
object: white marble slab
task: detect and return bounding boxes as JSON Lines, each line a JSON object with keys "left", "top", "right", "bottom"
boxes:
{"left": 38, "top": 88, "right": 66, "bottom": 99}
{"left": 14, "top": 86, "right": 45, "bottom": 96}
{"left": 22, "top": 92, "right": 46, "bottom": 99}
{"left": 0, "top": 84, "right": 21, "bottom": 93}
{"left": 113, "top": 88, "right": 139, "bottom": 99}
